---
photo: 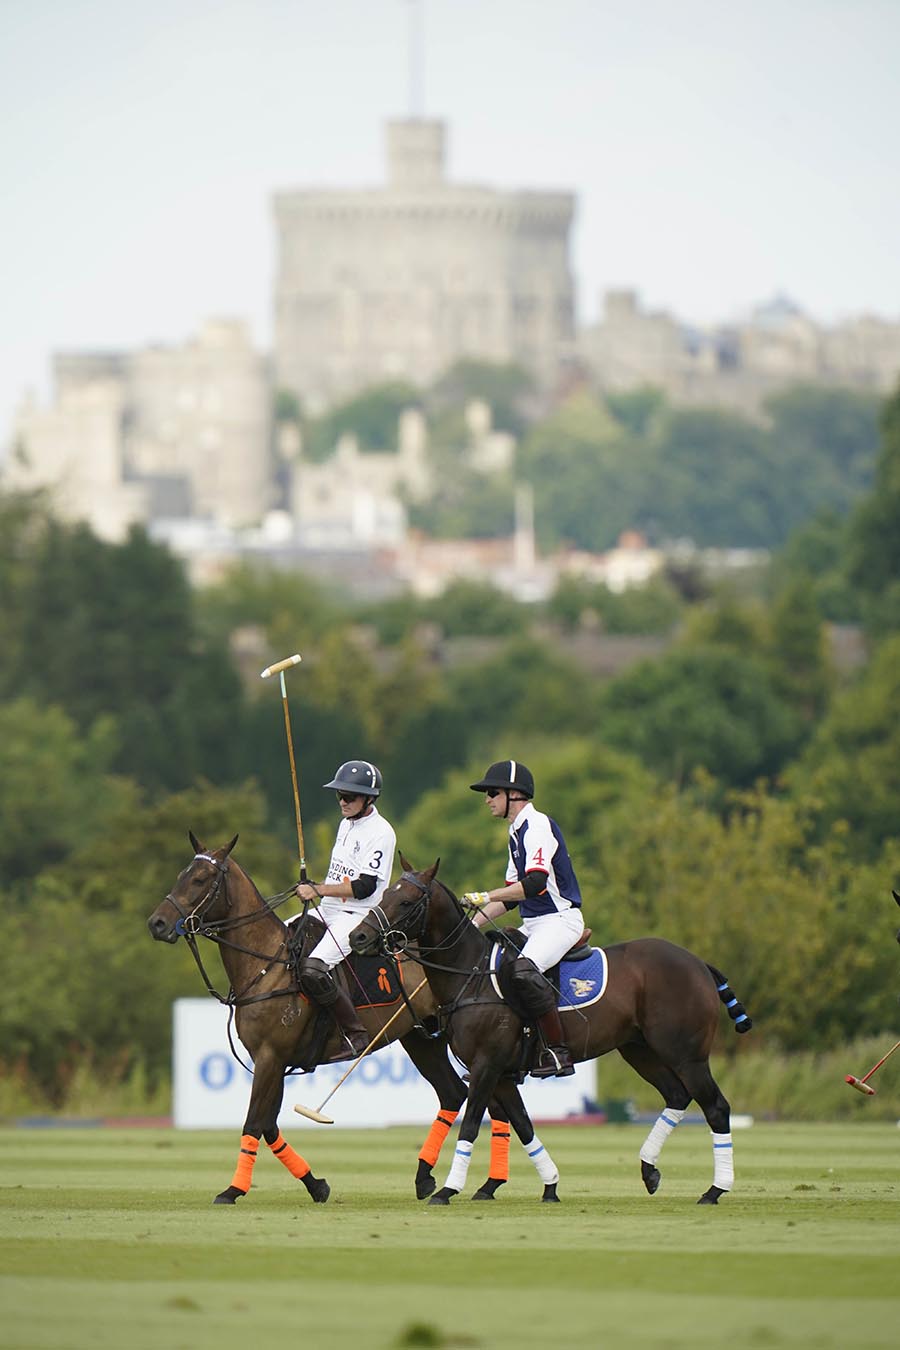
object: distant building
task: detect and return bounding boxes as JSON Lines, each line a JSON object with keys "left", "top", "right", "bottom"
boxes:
{"left": 580, "top": 289, "right": 900, "bottom": 413}
{"left": 6, "top": 320, "right": 270, "bottom": 541}
{"left": 273, "top": 119, "right": 576, "bottom": 410}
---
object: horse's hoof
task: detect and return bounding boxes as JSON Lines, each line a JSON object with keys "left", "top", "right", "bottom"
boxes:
{"left": 302, "top": 1174, "right": 330, "bottom": 1204}
{"left": 641, "top": 1161, "right": 661, "bottom": 1195}
{"left": 416, "top": 1174, "right": 436, "bottom": 1200}
{"left": 415, "top": 1162, "right": 436, "bottom": 1200}
{"left": 472, "top": 1178, "right": 505, "bottom": 1201}
{"left": 213, "top": 1186, "right": 245, "bottom": 1205}
{"left": 428, "top": 1187, "right": 457, "bottom": 1206}
{"left": 541, "top": 1183, "right": 561, "bottom": 1203}
{"left": 697, "top": 1185, "right": 726, "bottom": 1206}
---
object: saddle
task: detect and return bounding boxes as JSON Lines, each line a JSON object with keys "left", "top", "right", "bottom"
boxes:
{"left": 485, "top": 925, "right": 594, "bottom": 965}
{"left": 287, "top": 913, "right": 402, "bottom": 1008}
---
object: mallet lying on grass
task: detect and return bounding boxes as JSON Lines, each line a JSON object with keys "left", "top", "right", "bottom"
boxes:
{"left": 845, "top": 1038, "right": 900, "bottom": 1095}
{"left": 294, "top": 975, "right": 429, "bottom": 1123}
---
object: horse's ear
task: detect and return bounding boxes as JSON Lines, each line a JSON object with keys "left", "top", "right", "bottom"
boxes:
{"left": 189, "top": 829, "right": 202, "bottom": 853}
{"left": 399, "top": 850, "right": 414, "bottom": 872}
{"left": 893, "top": 890, "right": 900, "bottom": 907}
{"left": 422, "top": 858, "right": 440, "bottom": 883}
{"left": 224, "top": 834, "right": 239, "bottom": 857}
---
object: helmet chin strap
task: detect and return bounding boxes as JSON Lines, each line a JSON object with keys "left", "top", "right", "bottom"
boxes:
{"left": 347, "top": 798, "right": 373, "bottom": 821}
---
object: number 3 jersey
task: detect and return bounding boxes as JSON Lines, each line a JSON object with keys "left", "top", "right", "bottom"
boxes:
{"left": 319, "top": 806, "right": 397, "bottom": 918}
{"left": 505, "top": 801, "right": 582, "bottom": 918}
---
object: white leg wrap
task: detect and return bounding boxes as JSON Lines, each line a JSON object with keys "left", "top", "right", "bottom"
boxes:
{"left": 524, "top": 1134, "right": 559, "bottom": 1185}
{"left": 444, "top": 1138, "right": 474, "bottom": 1193}
{"left": 712, "top": 1131, "right": 734, "bottom": 1190}
{"left": 639, "top": 1107, "right": 686, "bottom": 1165}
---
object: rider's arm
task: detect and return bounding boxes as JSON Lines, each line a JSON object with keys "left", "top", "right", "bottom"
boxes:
{"left": 471, "top": 898, "right": 512, "bottom": 928}
{"left": 295, "top": 873, "right": 376, "bottom": 902}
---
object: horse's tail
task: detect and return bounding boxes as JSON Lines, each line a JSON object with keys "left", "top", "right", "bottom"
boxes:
{"left": 706, "top": 964, "right": 753, "bottom": 1034}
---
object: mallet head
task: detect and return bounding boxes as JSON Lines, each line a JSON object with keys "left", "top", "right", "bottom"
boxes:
{"left": 261, "top": 653, "right": 302, "bottom": 679}
{"left": 845, "top": 1074, "right": 876, "bottom": 1095}
{"left": 293, "top": 1104, "right": 334, "bottom": 1124}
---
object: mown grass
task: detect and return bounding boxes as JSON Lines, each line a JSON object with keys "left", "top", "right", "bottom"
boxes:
{"left": 1, "top": 1122, "right": 898, "bottom": 1349}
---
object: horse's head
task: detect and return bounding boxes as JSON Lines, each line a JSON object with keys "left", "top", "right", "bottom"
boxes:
{"left": 349, "top": 853, "right": 440, "bottom": 956}
{"left": 147, "top": 831, "right": 239, "bottom": 943}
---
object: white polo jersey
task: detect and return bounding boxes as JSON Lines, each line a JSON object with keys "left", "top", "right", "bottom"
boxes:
{"left": 317, "top": 806, "right": 396, "bottom": 918}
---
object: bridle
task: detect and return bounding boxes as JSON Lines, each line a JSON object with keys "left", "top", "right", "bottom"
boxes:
{"left": 163, "top": 852, "right": 299, "bottom": 1007}
{"left": 354, "top": 870, "right": 433, "bottom": 956}
{"left": 164, "top": 851, "right": 231, "bottom": 937}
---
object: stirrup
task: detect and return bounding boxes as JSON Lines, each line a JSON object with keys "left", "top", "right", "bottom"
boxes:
{"left": 531, "top": 1046, "right": 575, "bottom": 1079}
{"left": 325, "top": 1030, "right": 368, "bottom": 1063}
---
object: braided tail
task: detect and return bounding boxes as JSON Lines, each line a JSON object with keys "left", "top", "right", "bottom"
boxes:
{"left": 707, "top": 964, "right": 753, "bottom": 1034}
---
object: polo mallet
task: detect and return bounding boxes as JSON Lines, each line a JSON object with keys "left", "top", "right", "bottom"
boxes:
{"left": 260, "top": 653, "right": 307, "bottom": 881}
{"left": 293, "top": 975, "right": 429, "bottom": 1124}
{"left": 845, "top": 1038, "right": 900, "bottom": 1095}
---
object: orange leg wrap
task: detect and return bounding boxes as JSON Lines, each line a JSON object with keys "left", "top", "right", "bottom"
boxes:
{"left": 418, "top": 1109, "right": 458, "bottom": 1167}
{"left": 267, "top": 1131, "right": 311, "bottom": 1180}
{"left": 489, "top": 1119, "right": 511, "bottom": 1181}
{"left": 229, "top": 1133, "right": 259, "bottom": 1194}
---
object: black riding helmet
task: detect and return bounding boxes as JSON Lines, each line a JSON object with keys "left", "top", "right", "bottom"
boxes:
{"left": 323, "top": 760, "right": 383, "bottom": 798}
{"left": 469, "top": 759, "right": 535, "bottom": 799}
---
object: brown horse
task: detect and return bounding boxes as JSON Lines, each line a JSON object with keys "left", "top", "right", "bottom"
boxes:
{"left": 147, "top": 834, "right": 527, "bottom": 1204}
{"left": 350, "top": 857, "right": 753, "bottom": 1206}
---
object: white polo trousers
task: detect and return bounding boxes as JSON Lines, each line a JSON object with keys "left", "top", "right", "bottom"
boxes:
{"left": 519, "top": 907, "right": 585, "bottom": 971}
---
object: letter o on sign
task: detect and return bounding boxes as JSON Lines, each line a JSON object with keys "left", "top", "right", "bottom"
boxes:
{"left": 200, "top": 1052, "right": 234, "bottom": 1090}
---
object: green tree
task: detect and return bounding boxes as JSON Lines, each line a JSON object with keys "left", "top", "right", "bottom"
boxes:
{"left": 305, "top": 381, "right": 421, "bottom": 460}
{"left": 596, "top": 644, "right": 804, "bottom": 787}
{"left": 429, "top": 359, "right": 535, "bottom": 435}
{"left": 0, "top": 698, "right": 126, "bottom": 884}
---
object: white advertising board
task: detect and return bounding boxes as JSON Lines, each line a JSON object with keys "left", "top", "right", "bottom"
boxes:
{"left": 173, "top": 998, "right": 596, "bottom": 1129}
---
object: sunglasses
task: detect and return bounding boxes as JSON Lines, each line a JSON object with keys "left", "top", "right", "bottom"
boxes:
{"left": 485, "top": 788, "right": 504, "bottom": 799}
{"left": 336, "top": 791, "right": 363, "bottom": 803}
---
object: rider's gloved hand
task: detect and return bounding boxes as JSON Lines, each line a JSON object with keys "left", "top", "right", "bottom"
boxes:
{"left": 462, "top": 891, "right": 492, "bottom": 908}
{"left": 295, "top": 881, "right": 322, "bottom": 904}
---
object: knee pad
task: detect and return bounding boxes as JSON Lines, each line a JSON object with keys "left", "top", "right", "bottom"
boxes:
{"left": 510, "top": 956, "right": 555, "bottom": 1015}
{"left": 299, "top": 958, "right": 338, "bottom": 1006}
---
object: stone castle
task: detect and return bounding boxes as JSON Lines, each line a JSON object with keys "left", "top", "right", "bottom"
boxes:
{"left": 6, "top": 117, "right": 900, "bottom": 560}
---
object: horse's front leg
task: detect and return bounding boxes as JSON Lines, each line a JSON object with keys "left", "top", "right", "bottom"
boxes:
{"left": 214, "top": 1049, "right": 328, "bottom": 1206}
{"left": 492, "top": 1078, "right": 561, "bottom": 1202}
{"left": 428, "top": 1063, "right": 498, "bottom": 1207}
{"left": 401, "top": 1030, "right": 467, "bottom": 1200}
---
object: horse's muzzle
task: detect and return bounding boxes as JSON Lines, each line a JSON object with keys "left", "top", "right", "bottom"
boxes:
{"left": 147, "top": 914, "right": 179, "bottom": 944}
{"left": 349, "top": 925, "right": 373, "bottom": 955}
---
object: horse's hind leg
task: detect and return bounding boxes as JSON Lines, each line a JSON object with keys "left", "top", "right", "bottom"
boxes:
{"left": 617, "top": 1042, "right": 692, "bottom": 1196}
{"left": 675, "top": 1058, "right": 733, "bottom": 1205}
{"left": 471, "top": 1103, "right": 512, "bottom": 1201}
{"left": 484, "top": 1078, "right": 562, "bottom": 1204}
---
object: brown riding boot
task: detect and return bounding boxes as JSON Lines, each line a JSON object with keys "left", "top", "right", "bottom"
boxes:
{"left": 532, "top": 1006, "right": 575, "bottom": 1078}
{"left": 326, "top": 988, "right": 370, "bottom": 1062}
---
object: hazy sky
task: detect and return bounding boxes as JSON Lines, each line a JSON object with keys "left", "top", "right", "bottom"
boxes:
{"left": 2, "top": 0, "right": 899, "bottom": 447}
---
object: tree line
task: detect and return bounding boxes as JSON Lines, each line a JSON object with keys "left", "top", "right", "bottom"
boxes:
{"left": 1, "top": 380, "right": 898, "bottom": 1104}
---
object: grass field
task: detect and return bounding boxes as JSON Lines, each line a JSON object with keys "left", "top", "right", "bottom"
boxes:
{"left": 1, "top": 1121, "right": 897, "bottom": 1350}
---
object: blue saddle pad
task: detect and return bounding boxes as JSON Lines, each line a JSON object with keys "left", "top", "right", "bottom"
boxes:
{"left": 490, "top": 945, "right": 608, "bottom": 1010}
{"left": 558, "top": 948, "right": 608, "bottom": 1009}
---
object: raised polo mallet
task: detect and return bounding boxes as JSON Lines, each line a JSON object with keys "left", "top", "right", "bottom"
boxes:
{"left": 260, "top": 653, "right": 307, "bottom": 881}
{"left": 293, "top": 975, "right": 429, "bottom": 1123}
{"left": 845, "top": 1038, "right": 900, "bottom": 1095}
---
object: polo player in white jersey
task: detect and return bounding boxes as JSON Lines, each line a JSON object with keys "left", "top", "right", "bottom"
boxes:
{"left": 291, "top": 760, "right": 396, "bottom": 1061}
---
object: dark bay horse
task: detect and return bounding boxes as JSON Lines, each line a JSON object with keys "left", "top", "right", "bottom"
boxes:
{"left": 147, "top": 834, "right": 523, "bottom": 1205}
{"left": 351, "top": 857, "right": 753, "bottom": 1206}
